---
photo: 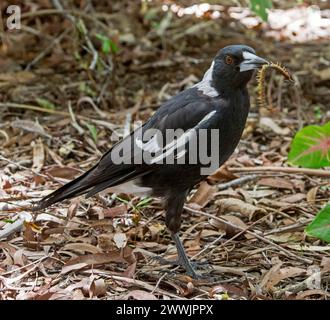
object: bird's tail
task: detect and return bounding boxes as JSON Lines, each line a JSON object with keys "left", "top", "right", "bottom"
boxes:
{"left": 32, "top": 165, "right": 98, "bottom": 211}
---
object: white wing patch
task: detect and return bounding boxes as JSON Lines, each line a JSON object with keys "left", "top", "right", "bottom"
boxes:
{"left": 193, "top": 61, "right": 219, "bottom": 97}
{"left": 136, "top": 134, "right": 161, "bottom": 153}
{"left": 151, "top": 110, "right": 217, "bottom": 164}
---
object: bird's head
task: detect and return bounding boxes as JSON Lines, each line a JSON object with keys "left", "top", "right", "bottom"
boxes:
{"left": 211, "top": 44, "right": 268, "bottom": 93}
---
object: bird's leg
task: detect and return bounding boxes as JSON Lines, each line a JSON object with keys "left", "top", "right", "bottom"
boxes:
{"left": 164, "top": 192, "right": 199, "bottom": 279}
{"left": 171, "top": 232, "right": 198, "bottom": 279}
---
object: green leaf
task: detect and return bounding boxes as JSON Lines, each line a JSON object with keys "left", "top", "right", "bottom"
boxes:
{"left": 249, "top": 0, "right": 272, "bottom": 22}
{"left": 96, "top": 34, "right": 119, "bottom": 54}
{"left": 136, "top": 197, "right": 153, "bottom": 209}
{"left": 2, "top": 219, "right": 15, "bottom": 223}
{"left": 288, "top": 122, "right": 330, "bottom": 168}
{"left": 86, "top": 123, "right": 98, "bottom": 143}
{"left": 306, "top": 204, "right": 330, "bottom": 243}
{"left": 36, "top": 98, "right": 56, "bottom": 110}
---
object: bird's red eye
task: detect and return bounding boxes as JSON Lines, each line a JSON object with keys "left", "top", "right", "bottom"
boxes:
{"left": 225, "top": 55, "right": 234, "bottom": 65}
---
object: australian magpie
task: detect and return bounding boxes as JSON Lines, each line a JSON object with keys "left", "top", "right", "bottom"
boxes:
{"left": 34, "top": 44, "right": 268, "bottom": 279}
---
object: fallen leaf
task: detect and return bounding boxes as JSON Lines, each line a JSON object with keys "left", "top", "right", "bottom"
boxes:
{"left": 189, "top": 181, "right": 215, "bottom": 208}
{"left": 296, "top": 289, "right": 330, "bottom": 299}
{"left": 306, "top": 187, "right": 318, "bottom": 204}
{"left": 262, "top": 265, "right": 306, "bottom": 291}
{"left": 259, "top": 117, "right": 290, "bottom": 135}
{"left": 258, "top": 177, "right": 294, "bottom": 190}
{"left": 113, "top": 232, "right": 127, "bottom": 249}
{"left": 83, "top": 276, "right": 107, "bottom": 298}
{"left": 103, "top": 204, "right": 127, "bottom": 218}
{"left": 280, "top": 193, "right": 306, "bottom": 203}
{"left": 210, "top": 215, "right": 252, "bottom": 238}
{"left": 124, "top": 290, "right": 158, "bottom": 300}
{"left": 11, "top": 119, "right": 49, "bottom": 137}
{"left": 62, "top": 243, "right": 102, "bottom": 254}
{"left": 32, "top": 138, "right": 45, "bottom": 172}
{"left": 45, "top": 166, "right": 82, "bottom": 179}
{"left": 207, "top": 166, "right": 237, "bottom": 183}
{"left": 216, "top": 198, "right": 266, "bottom": 219}
{"left": 320, "top": 257, "right": 330, "bottom": 273}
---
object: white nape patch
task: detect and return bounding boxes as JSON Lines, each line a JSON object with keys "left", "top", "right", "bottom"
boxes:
{"left": 107, "top": 179, "right": 152, "bottom": 196}
{"left": 242, "top": 51, "right": 257, "bottom": 61}
{"left": 151, "top": 110, "right": 216, "bottom": 164}
{"left": 193, "top": 61, "right": 219, "bottom": 97}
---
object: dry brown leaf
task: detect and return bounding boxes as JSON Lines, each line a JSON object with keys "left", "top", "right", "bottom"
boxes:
{"left": 45, "top": 166, "right": 82, "bottom": 179}
{"left": 266, "top": 233, "right": 303, "bottom": 243}
{"left": 210, "top": 215, "right": 253, "bottom": 238}
{"left": 263, "top": 266, "right": 306, "bottom": 291}
{"left": 97, "top": 234, "right": 116, "bottom": 251}
{"left": 62, "top": 243, "right": 102, "bottom": 254}
{"left": 280, "top": 193, "right": 306, "bottom": 203}
{"left": 258, "top": 177, "right": 294, "bottom": 190}
{"left": 259, "top": 117, "right": 290, "bottom": 135}
{"left": 82, "top": 276, "right": 107, "bottom": 298}
{"left": 103, "top": 204, "right": 127, "bottom": 218}
{"left": 62, "top": 247, "right": 136, "bottom": 275}
{"left": 216, "top": 198, "right": 266, "bottom": 219}
{"left": 11, "top": 119, "right": 48, "bottom": 137}
{"left": 188, "top": 181, "right": 215, "bottom": 208}
{"left": 124, "top": 290, "right": 158, "bottom": 300}
{"left": 32, "top": 138, "right": 45, "bottom": 172}
{"left": 306, "top": 187, "right": 318, "bottom": 204}
{"left": 320, "top": 257, "right": 330, "bottom": 273}
{"left": 296, "top": 289, "right": 330, "bottom": 299}
{"left": 207, "top": 166, "right": 237, "bottom": 183}
{"left": 67, "top": 199, "right": 80, "bottom": 220}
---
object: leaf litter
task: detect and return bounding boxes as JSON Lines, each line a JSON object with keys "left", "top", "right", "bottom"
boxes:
{"left": 0, "top": 0, "right": 329, "bottom": 300}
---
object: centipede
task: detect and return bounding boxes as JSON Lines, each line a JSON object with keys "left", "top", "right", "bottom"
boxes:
{"left": 256, "top": 61, "right": 294, "bottom": 109}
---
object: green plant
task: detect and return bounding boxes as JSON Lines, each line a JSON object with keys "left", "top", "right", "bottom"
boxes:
{"left": 306, "top": 204, "right": 330, "bottom": 243}
{"left": 115, "top": 196, "right": 153, "bottom": 213}
{"left": 36, "top": 97, "right": 56, "bottom": 110}
{"left": 95, "top": 34, "right": 119, "bottom": 55}
{"left": 288, "top": 122, "right": 330, "bottom": 168}
{"left": 288, "top": 122, "right": 330, "bottom": 243}
{"left": 86, "top": 123, "right": 98, "bottom": 143}
{"left": 249, "top": 0, "right": 272, "bottom": 21}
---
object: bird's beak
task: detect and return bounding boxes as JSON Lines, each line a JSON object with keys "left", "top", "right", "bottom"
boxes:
{"left": 240, "top": 51, "right": 269, "bottom": 72}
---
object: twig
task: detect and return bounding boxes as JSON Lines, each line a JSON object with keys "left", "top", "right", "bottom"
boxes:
{"left": 20, "top": 9, "right": 110, "bottom": 31}
{"left": 25, "top": 28, "right": 71, "bottom": 70}
{"left": 151, "top": 273, "right": 168, "bottom": 294}
{"left": 0, "top": 102, "right": 117, "bottom": 130}
{"left": 217, "top": 174, "right": 258, "bottom": 190}
{"left": 228, "top": 166, "right": 330, "bottom": 177}
{"left": 82, "top": 271, "right": 185, "bottom": 299}
{"left": 263, "top": 219, "right": 313, "bottom": 236}
{"left": 191, "top": 211, "right": 273, "bottom": 260}
{"left": 52, "top": 0, "right": 98, "bottom": 70}
{"left": 184, "top": 205, "right": 313, "bottom": 264}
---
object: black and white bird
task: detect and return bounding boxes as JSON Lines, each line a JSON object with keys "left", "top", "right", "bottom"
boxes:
{"left": 34, "top": 44, "right": 268, "bottom": 278}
